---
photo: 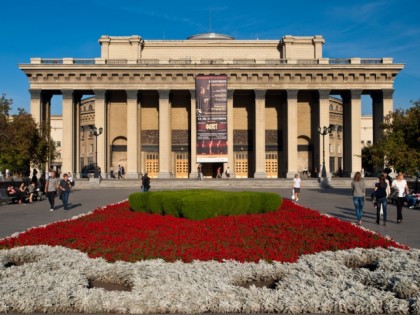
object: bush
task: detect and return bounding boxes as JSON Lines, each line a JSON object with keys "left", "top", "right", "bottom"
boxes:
{"left": 129, "top": 189, "right": 282, "bottom": 220}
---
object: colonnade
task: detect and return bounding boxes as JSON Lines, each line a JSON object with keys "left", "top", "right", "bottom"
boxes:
{"left": 29, "top": 88, "right": 394, "bottom": 179}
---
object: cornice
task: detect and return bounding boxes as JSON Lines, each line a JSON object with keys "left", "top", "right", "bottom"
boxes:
{"left": 19, "top": 62, "right": 405, "bottom": 72}
{"left": 21, "top": 65, "right": 402, "bottom": 91}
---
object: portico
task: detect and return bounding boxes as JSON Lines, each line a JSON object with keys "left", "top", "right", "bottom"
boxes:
{"left": 20, "top": 34, "right": 403, "bottom": 179}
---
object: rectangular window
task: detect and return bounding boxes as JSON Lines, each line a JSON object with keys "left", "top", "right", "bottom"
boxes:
{"left": 329, "top": 143, "right": 334, "bottom": 153}
{"left": 329, "top": 157, "right": 335, "bottom": 173}
{"left": 89, "top": 144, "right": 93, "bottom": 153}
{"left": 56, "top": 141, "right": 61, "bottom": 147}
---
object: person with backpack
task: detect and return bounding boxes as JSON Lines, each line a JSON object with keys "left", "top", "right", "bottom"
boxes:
{"left": 141, "top": 173, "right": 151, "bottom": 192}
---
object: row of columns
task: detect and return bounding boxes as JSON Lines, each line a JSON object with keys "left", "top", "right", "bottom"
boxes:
{"left": 29, "top": 88, "right": 393, "bottom": 178}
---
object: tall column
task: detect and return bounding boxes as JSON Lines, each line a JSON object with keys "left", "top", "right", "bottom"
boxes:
{"left": 343, "top": 90, "right": 362, "bottom": 177}
{"left": 126, "top": 90, "right": 139, "bottom": 178}
{"left": 30, "top": 90, "right": 52, "bottom": 171}
{"left": 94, "top": 90, "right": 107, "bottom": 178}
{"left": 61, "top": 90, "right": 76, "bottom": 175}
{"left": 158, "top": 90, "right": 172, "bottom": 178}
{"left": 30, "top": 90, "right": 52, "bottom": 133}
{"left": 74, "top": 93, "right": 82, "bottom": 178}
{"left": 189, "top": 89, "right": 198, "bottom": 178}
{"left": 227, "top": 90, "right": 235, "bottom": 177}
{"left": 318, "top": 90, "right": 331, "bottom": 177}
{"left": 29, "top": 89, "right": 42, "bottom": 126}
{"left": 285, "top": 90, "right": 298, "bottom": 178}
{"left": 254, "top": 90, "right": 267, "bottom": 178}
{"left": 372, "top": 89, "right": 394, "bottom": 143}
{"left": 42, "top": 92, "right": 52, "bottom": 136}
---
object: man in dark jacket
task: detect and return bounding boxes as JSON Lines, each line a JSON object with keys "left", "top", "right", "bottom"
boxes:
{"left": 141, "top": 173, "right": 151, "bottom": 192}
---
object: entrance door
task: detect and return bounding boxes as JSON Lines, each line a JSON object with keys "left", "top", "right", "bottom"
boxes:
{"left": 145, "top": 153, "right": 159, "bottom": 178}
{"left": 235, "top": 152, "right": 248, "bottom": 178}
{"left": 266, "top": 152, "right": 278, "bottom": 178}
{"left": 175, "top": 153, "right": 189, "bottom": 178}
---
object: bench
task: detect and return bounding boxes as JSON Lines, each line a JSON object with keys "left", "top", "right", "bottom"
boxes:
{"left": 0, "top": 188, "right": 19, "bottom": 204}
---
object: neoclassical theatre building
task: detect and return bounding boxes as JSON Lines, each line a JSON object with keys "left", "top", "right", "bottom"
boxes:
{"left": 20, "top": 33, "right": 403, "bottom": 179}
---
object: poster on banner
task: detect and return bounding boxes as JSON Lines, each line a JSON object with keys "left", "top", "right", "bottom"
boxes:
{"left": 195, "top": 75, "right": 228, "bottom": 163}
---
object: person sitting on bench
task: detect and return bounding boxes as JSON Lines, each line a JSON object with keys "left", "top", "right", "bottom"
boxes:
{"left": 18, "top": 183, "right": 28, "bottom": 204}
{"left": 6, "top": 185, "right": 19, "bottom": 203}
{"left": 27, "top": 181, "right": 37, "bottom": 203}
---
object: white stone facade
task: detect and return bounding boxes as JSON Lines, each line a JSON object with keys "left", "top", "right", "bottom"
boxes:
{"left": 20, "top": 34, "right": 403, "bottom": 178}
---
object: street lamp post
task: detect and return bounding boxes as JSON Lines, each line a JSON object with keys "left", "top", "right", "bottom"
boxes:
{"left": 90, "top": 126, "right": 103, "bottom": 178}
{"left": 318, "top": 125, "right": 332, "bottom": 179}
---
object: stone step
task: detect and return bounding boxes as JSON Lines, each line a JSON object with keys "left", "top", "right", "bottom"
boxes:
{"left": 74, "top": 178, "right": 379, "bottom": 190}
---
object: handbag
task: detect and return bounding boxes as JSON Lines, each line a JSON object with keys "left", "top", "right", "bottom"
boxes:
{"left": 380, "top": 204, "right": 383, "bottom": 216}
{"left": 291, "top": 188, "right": 295, "bottom": 200}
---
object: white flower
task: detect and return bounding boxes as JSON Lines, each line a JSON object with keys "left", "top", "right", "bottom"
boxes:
{"left": 1, "top": 245, "right": 418, "bottom": 314}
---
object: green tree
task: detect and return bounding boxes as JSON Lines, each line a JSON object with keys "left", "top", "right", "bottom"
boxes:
{"left": 0, "top": 94, "right": 55, "bottom": 176}
{"left": 370, "top": 100, "right": 420, "bottom": 175}
{"left": 0, "top": 94, "right": 13, "bottom": 171}
{"left": 361, "top": 146, "right": 374, "bottom": 175}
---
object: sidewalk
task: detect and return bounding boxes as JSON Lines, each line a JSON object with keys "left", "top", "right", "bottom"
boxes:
{"left": 0, "top": 185, "right": 418, "bottom": 249}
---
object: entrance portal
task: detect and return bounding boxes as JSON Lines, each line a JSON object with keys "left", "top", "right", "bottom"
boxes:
{"left": 201, "top": 162, "right": 224, "bottom": 178}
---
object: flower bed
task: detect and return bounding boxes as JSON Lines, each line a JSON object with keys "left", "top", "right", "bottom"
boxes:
{"left": 0, "top": 246, "right": 419, "bottom": 314}
{"left": 0, "top": 199, "right": 406, "bottom": 263}
{"left": 1, "top": 199, "right": 418, "bottom": 314}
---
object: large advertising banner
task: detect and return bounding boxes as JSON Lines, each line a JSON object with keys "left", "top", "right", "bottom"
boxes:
{"left": 195, "top": 75, "right": 228, "bottom": 163}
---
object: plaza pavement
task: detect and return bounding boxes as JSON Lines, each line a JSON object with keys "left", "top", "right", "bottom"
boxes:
{"left": 1, "top": 179, "right": 419, "bottom": 315}
{"left": 1, "top": 179, "right": 418, "bottom": 248}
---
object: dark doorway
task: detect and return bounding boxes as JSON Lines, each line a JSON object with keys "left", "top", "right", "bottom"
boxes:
{"left": 201, "top": 163, "right": 224, "bottom": 178}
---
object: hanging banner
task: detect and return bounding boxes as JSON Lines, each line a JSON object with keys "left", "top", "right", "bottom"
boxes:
{"left": 196, "top": 75, "right": 228, "bottom": 163}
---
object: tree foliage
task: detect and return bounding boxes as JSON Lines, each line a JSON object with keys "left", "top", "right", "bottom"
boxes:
{"left": 0, "top": 94, "right": 55, "bottom": 176}
{"left": 370, "top": 100, "right": 420, "bottom": 175}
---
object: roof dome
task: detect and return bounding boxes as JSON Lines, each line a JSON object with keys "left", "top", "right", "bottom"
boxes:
{"left": 187, "top": 33, "right": 235, "bottom": 40}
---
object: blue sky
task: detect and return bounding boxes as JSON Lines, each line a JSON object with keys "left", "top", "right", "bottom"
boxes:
{"left": 1, "top": 0, "right": 419, "bottom": 115}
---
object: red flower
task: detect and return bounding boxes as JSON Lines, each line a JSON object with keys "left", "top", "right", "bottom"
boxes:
{"left": 0, "top": 199, "right": 407, "bottom": 263}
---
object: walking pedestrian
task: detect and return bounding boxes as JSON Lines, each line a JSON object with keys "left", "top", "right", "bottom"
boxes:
{"left": 392, "top": 172, "right": 409, "bottom": 223}
{"left": 216, "top": 166, "right": 222, "bottom": 179}
{"left": 58, "top": 173, "right": 72, "bottom": 210}
{"left": 351, "top": 171, "right": 365, "bottom": 225}
{"left": 225, "top": 166, "right": 230, "bottom": 179}
{"left": 118, "top": 165, "right": 122, "bottom": 180}
{"left": 292, "top": 173, "right": 302, "bottom": 201}
{"left": 45, "top": 171, "right": 58, "bottom": 211}
{"left": 374, "top": 174, "right": 388, "bottom": 226}
{"left": 68, "top": 172, "right": 75, "bottom": 187}
{"left": 197, "top": 163, "right": 203, "bottom": 180}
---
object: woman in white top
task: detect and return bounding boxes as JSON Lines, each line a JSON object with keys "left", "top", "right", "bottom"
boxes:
{"left": 391, "top": 172, "right": 409, "bottom": 223}
{"left": 293, "top": 174, "right": 302, "bottom": 201}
